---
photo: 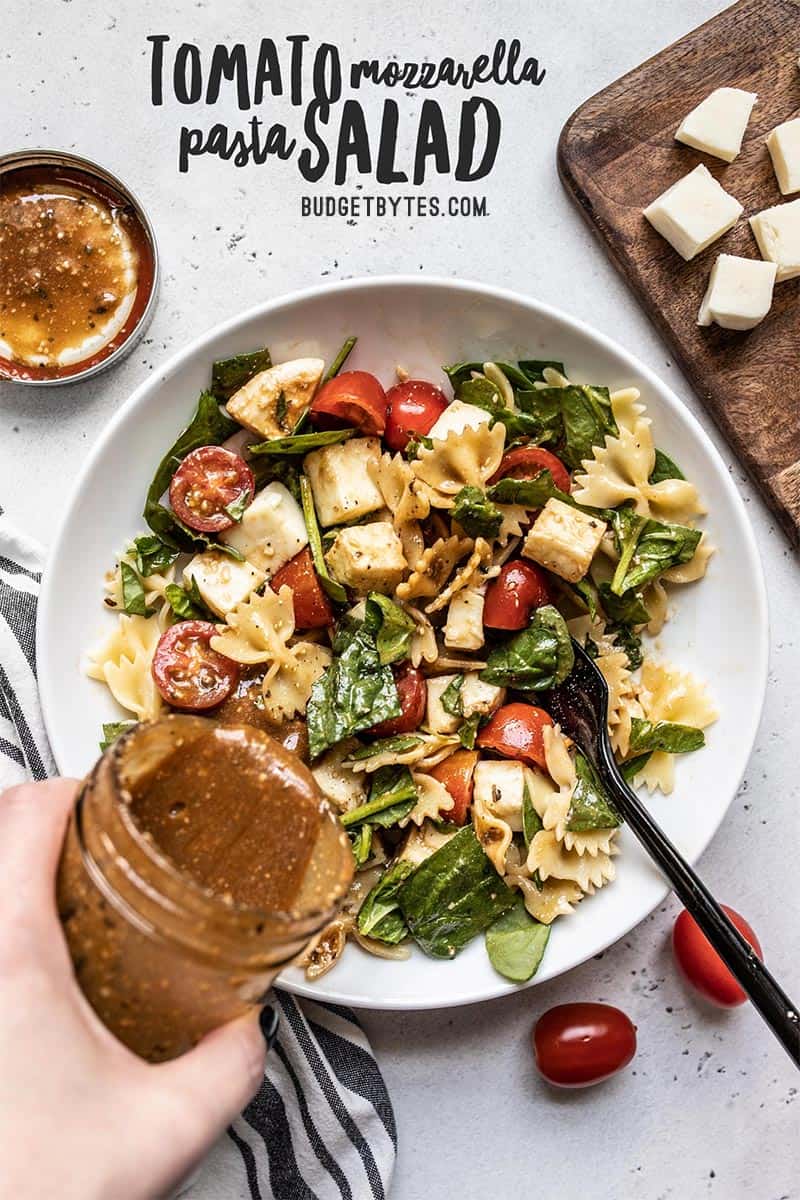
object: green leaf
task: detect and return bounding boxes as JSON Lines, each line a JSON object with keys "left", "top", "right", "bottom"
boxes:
{"left": 609, "top": 510, "right": 702, "bottom": 596}
{"left": 457, "top": 714, "right": 481, "bottom": 749}
{"left": 164, "top": 577, "right": 215, "bottom": 622}
{"left": 557, "top": 385, "right": 618, "bottom": 470}
{"left": 99, "top": 720, "right": 136, "bottom": 752}
{"left": 405, "top": 434, "right": 434, "bottom": 459}
{"left": 610, "top": 623, "right": 643, "bottom": 670}
{"left": 485, "top": 899, "right": 551, "bottom": 982}
{"left": 130, "top": 534, "right": 179, "bottom": 578}
{"left": 346, "top": 734, "right": 424, "bottom": 762}
{"left": 487, "top": 470, "right": 572, "bottom": 510}
{"left": 365, "top": 593, "right": 415, "bottom": 665}
{"left": 628, "top": 718, "right": 705, "bottom": 755}
{"left": 443, "top": 359, "right": 537, "bottom": 393}
{"left": 440, "top": 675, "right": 464, "bottom": 718}
{"left": 299, "top": 476, "right": 347, "bottom": 604}
{"left": 251, "top": 455, "right": 301, "bottom": 500}
{"left": 398, "top": 826, "right": 516, "bottom": 958}
{"left": 211, "top": 347, "right": 271, "bottom": 400}
{"left": 517, "top": 359, "right": 565, "bottom": 383}
{"left": 324, "top": 336, "right": 357, "bottom": 381}
{"left": 522, "top": 779, "right": 543, "bottom": 848}
{"left": 249, "top": 428, "right": 355, "bottom": 456}
{"left": 224, "top": 490, "right": 252, "bottom": 523}
{"left": 649, "top": 448, "right": 686, "bottom": 485}
{"left": 350, "top": 825, "right": 373, "bottom": 867}
{"left": 597, "top": 582, "right": 650, "bottom": 627}
{"left": 566, "top": 753, "right": 621, "bottom": 832}
{"left": 274, "top": 390, "right": 289, "bottom": 431}
{"left": 620, "top": 752, "right": 652, "bottom": 782}
{"left": 451, "top": 486, "right": 503, "bottom": 540}
{"left": 566, "top": 577, "right": 600, "bottom": 621}
{"left": 120, "top": 561, "right": 154, "bottom": 617}
{"left": 357, "top": 861, "right": 414, "bottom": 943}
{"left": 306, "top": 616, "right": 401, "bottom": 758}
{"left": 456, "top": 377, "right": 544, "bottom": 440}
{"left": 480, "top": 605, "right": 574, "bottom": 691}
{"left": 340, "top": 766, "right": 417, "bottom": 829}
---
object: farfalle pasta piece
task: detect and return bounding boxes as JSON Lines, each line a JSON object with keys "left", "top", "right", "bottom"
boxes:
{"left": 662, "top": 533, "right": 714, "bottom": 584}
{"left": 86, "top": 613, "right": 164, "bottom": 721}
{"left": 424, "top": 537, "right": 493, "bottom": 614}
{"left": 631, "top": 659, "right": 718, "bottom": 794}
{"left": 405, "top": 605, "right": 439, "bottom": 667}
{"left": 104, "top": 556, "right": 176, "bottom": 611}
{"left": 527, "top": 829, "right": 617, "bottom": 893}
{"left": 261, "top": 642, "right": 332, "bottom": 722}
{"left": 472, "top": 787, "right": 514, "bottom": 875}
{"left": 395, "top": 535, "right": 473, "bottom": 603}
{"left": 412, "top": 420, "right": 505, "bottom": 509}
{"left": 210, "top": 586, "right": 295, "bottom": 678}
{"left": 402, "top": 773, "right": 454, "bottom": 827}
{"left": 370, "top": 452, "right": 430, "bottom": 569}
{"left": 504, "top": 844, "right": 582, "bottom": 924}
{"left": 595, "top": 643, "right": 638, "bottom": 755}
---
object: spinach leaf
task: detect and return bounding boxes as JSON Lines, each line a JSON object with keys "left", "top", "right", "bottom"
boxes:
{"left": 350, "top": 825, "right": 373, "bottom": 867}
{"left": 457, "top": 714, "right": 481, "bottom": 749}
{"left": 522, "top": 779, "right": 543, "bottom": 848}
{"left": 440, "top": 675, "right": 464, "bottom": 717}
{"left": 397, "top": 826, "right": 516, "bottom": 958}
{"left": 306, "top": 616, "right": 401, "bottom": 758}
{"left": 347, "top": 734, "right": 424, "bottom": 762}
{"left": 609, "top": 513, "right": 701, "bottom": 596}
{"left": 514, "top": 387, "right": 564, "bottom": 445}
{"left": 405, "top": 434, "right": 434, "bottom": 459}
{"left": 620, "top": 752, "right": 652, "bottom": 782}
{"left": 211, "top": 347, "right": 271, "bottom": 400}
{"left": 252, "top": 455, "right": 301, "bottom": 500}
{"left": 566, "top": 753, "right": 621, "bottom": 832}
{"left": 610, "top": 623, "right": 643, "bottom": 670}
{"left": 164, "top": 577, "right": 215, "bottom": 622}
{"left": 365, "top": 593, "right": 415, "bottom": 665}
{"left": 649, "top": 448, "right": 686, "bottom": 485}
{"left": 517, "top": 359, "right": 566, "bottom": 383}
{"left": 628, "top": 718, "right": 705, "bottom": 755}
{"left": 451, "top": 486, "right": 503, "bottom": 540}
{"left": 557, "top": 385, "right": 618, "bottom": 469}
{"left": 444, "top": 360, "right": 541, "bottom": 393}
{"left": 456, "top": 377, "right": 544, "bottom": 440}
{"left": 597, "top": 581, "right": 650, "bottom": 626}
{"left": 340, "top": 766, "right": 417, "bottom": 830}
{"left": 299, "top": 476, "right": 347, "bottom": 603}
{"left": 248, "top": 428, "right": 354, "bottom": 456}
{"left": 487, "top": 470, "right": 572, "bottom": 510}
{"left": 357, "top": 861, "right": 414, "bottom": 944}
{"left": 480, "top": 605, "right": 574, "bottom": 691}
{"left": 485, "top": 899, "right": 551, "bottom": 982}
{"left": 130, "top": 534, "right": 179, "bottom": 578}
{"left": 324, "top": 335, "right": 357, "bottom": 381}
{"left": 120, "top": 561, "right": 154, "bottom": 617}
{"left": 567, "top": 577, "right": 600, "bottom": 621}
{"left": 99, "top": 720, "right": 136, "bottom": 752}
{"left": 224, "top": 491, "right": 251, "bottom": 523}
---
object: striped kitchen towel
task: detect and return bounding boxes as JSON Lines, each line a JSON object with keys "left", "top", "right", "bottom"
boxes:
{"left": 0, "top": 511, "right": 396, "bottom": 1200}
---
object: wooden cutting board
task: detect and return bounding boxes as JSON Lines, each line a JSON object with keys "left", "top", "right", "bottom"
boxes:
{"left": 558, "top": 0, "right": 800, "bottom": 543}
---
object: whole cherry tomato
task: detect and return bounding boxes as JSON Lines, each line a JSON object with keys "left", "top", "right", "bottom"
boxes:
{"left": 489, "top": 446, "right": 572, "bottom": 494}
{"left": 270, "top": 547, "right": 334, "bottom": 629}
{"left": 384, "top": 379, "right": 449, "bottom": 452}
{"left": 483, "top": 560, "right": 551, "bottom": 631}
{"left": 309, "top": 371, "right": 387, "bottom": 435}
{"left": 476, "top": 702, "right": 554, "bottom": 769}
{"left": 428, "top": 749, "right": 479, "bottom": 826}
{"left": 370, "top": 663, "right": 427, "bottom": 737}
{"left": 672, "top": 906, "right": 763, "bottom": 1008}
{"left": 152, "top": 621, "right": 239, "bottom": 710}
{"left": 533, "top": 1003, "right": 637, "bottom": 1088}
{"left": 169, "top": 446, "right": 254, "bottom": 534}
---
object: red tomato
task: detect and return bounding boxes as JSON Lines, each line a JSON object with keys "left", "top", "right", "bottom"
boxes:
{"left": 489, "top": 446, "right": 572, "bottom": 494}
{"left": 169, "top": 446, "right": 254, "bottom": 534}
{"left": 476, "top": 703, "right": 554, "bottom": 769}
{"left": 270, "top": 547, "right": 334, "bottom": 630}
{"left": 672, "top": 906, "right": 762, "bottom": 1008}
{"left": 384, "top": 379, "right": 449, "bottom": 452}
{"left": 483, "top": 560, "right": 551, "bottom": 631}
{"left": 309, "top": 371, "right": 387, "bottom": 435}
{"left": 533, "top": 1003, "right": 637, "bottom": 1088}
{"left": 428, "top": 749, "right": 479, "bottom": 826}
{"left": 152, "top": 621, "right": 239, "bottom": 711}
{"left": 370, "top": 664, "right": 427, "bottom": 737}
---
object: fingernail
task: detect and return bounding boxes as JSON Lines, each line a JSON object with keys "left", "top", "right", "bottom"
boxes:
{"left": 259, "top": 1005, "right": 280, "bottom": 1051}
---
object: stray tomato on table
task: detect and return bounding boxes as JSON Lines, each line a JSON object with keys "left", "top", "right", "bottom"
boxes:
{"left": 533, "top": 1002, "right": 637, "bottom": 1088}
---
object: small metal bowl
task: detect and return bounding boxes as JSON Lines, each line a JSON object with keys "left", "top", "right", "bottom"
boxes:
{"left": 0, "top": 149, "right": 160, "bottom": 386}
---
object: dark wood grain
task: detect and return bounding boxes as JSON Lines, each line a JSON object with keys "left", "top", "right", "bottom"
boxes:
{"left": 558, "top": 0, "right": 800, "bottom": 543}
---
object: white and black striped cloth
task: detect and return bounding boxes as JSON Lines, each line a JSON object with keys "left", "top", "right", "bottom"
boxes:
{"left": 0, "top": 511, "right": 396, "bottom": 1200}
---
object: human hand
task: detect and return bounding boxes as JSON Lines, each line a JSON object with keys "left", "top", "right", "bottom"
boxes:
{"left": 0, "top": 779, "right": 269, "bottom": 1200}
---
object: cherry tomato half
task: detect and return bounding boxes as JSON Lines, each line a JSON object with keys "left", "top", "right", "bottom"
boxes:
{"left": 489, "top": 446, "right": 572, "bottom": 494}
{"left": 270, "top": 547, "right": 334, "bottom": 630}
{"left": 169, "top": 446, "right": 255, "bottom": 534}
{"left": 370, "top": 663, "right": 427, "bottom": 737}
{"left": 384, "top": 379, "right": 449, "bottom": 452}
{"left": 476, "top": 702, "right": 554, "bottom": 769}
{"left": 428, "top": 749, "right": 479, "bottom": 826}
{"left": 672, "top": 906, "right": 762, "bottom": 1008}
{"left": 152, "top": 620, "right": 240, "bottom": 710}
{"left": 533, "top": 1003, "right": 637, "bottom": 1088}
{"left": 483, "top": 560, "right": 551, "bottom": 631}
{"left": 309, "top": 371, "right": 387, "bottom": 435}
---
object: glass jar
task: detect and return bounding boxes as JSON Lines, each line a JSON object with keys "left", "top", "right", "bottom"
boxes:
{"left": 57, "top": 715, "right": 353, "bottom": 1062}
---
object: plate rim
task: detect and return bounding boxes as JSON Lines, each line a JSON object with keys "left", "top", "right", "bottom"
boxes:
{"left": 36, "top": 274, "right": 770, "bottom": 1009}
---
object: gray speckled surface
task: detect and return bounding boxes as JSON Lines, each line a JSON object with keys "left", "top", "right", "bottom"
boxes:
{"left": 2, "top": 2, "right": 798, "bottom": 1196}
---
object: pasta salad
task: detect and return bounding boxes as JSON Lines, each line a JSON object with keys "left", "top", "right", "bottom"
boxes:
{"left": 87, "top": 338, "right": 716, "bottom": 983}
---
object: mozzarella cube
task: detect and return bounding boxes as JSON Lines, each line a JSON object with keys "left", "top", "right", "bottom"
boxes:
{"left": 443, "top": 587, "right": 485, "bottom": 651}
{"left": 304, "top": 437, "right": 384, "bottom": 526}
{"left": 427, "top": 399, "right": 491, "bottom": 442}
{"left": 219, "top": 481, "right": 307, "bottom": 576}
{"left": 461, "top": 673, "right": 505, "bottom": 718}
{"left": 473, "top": 761, "right": 527, "bottom": 831}
{"left": 523, "top": 499, "right": 606, "bottom": 583}
{"left": 183, "top": 550, "right": 265, "bottom": 618}
{"left": 675, "top": 87, "right": 756, "bottom": 163}
{"left": 325, "top": 522, "right": 407, "bottom": 595}
{"left": 424, "top": 675, "right": 462, "bottom": 735}
{"left": 750, "top": 198, "right": 800, "bottom": 281}
{"left": 643, "top": 165, "right": 742, "bottom": 261}
{"left": 697, "top": 254, "right": 777, "bottom": 331}
{"left": 767, "top": 117, "right": 800, "bottom": 195}
{"left": 226, "top": 357, "right": 324, "bottom": 440}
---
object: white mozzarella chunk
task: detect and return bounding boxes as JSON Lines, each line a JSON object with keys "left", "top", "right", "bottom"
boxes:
{"left": 226, "top": 357, "right": 324, "bottom": 440}
{"left": 461, "top": 673, "right": 505, "bottom": 718}
{"left": 523, "top": 498, "right": 606, "bottom": 583}
{"left": 424, "top": 675, "right": 462, "bottom": 735}
{"left": 767, "top": 117, "right": 800, "bottom": 196}
{"left": 304, "top": 437, "right": 384, "bottom": 526}
{"left": 443, "top": 586, "right": 485, "bottom": 651}
{"left": 183, "top": 550, "right": 265, "bottom": 618}
{"left": 427, "top": 399, "right": 492, "bottom": 441}
{"left": 643, "top": 164, "right": 742, "bottom": 261}
{"left": 675, "top": 87, "right": 756, "bottom": 163}
{"left": 697, "top": 254, "right": 777, "bottom": 331}
{"left": 219, "top": 481, "right": 307, "bottom": 576}
{"left": 750, "top": 198, "right": 800, "bottom": 281}
{"left": 473, "top": 760, "right": 527, "bottom": 831}
{"left": 325, "top": 522, "right": 407, "bottom": 595}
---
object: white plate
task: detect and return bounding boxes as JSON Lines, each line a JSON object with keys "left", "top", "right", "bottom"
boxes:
{"left": 37, "top": 276, "right": 768, "bottom": 1010}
